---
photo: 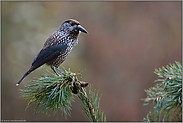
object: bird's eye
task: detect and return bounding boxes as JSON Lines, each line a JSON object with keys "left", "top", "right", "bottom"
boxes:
{"left": 71, "top": 23, "right": 75, "bottom": 26}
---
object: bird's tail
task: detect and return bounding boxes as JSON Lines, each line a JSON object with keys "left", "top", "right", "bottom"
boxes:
{"left": 16, "top": 67, "right": 34, "bottom": 86}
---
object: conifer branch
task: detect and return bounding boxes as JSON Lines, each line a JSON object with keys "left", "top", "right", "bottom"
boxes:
{"left": 142, "top": 61, "right": 182, "bottom": 122}
{"left": 19, "top": 68, "right": 106, "bottom": 121}
{"left": 78, "top": 84, "right": 106, "bottom": 122}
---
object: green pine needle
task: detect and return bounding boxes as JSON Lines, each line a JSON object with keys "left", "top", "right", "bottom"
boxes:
{"left": 18, "top": 68, "right": 106, "bottom": 121}
{"left": 19, "top": 70, "right": 75, "bottom": 117}
{"left": 78, "top": 85, "right": 106, "bottom": 122}
{"left": 142, "top": 61, "right": 182, "bottom": 122}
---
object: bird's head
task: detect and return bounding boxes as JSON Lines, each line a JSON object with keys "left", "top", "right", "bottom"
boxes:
{"left": 58, "top": 19, "right": 88, "bottom": 36}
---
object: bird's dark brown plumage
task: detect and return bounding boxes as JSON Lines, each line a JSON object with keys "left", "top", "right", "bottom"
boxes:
{"left": 16, "top": 19, "right": 88, "bottom": 86}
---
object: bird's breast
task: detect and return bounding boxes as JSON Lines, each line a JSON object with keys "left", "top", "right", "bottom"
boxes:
{"left": 43, "top": 32, "right": 78, "bottom": 67}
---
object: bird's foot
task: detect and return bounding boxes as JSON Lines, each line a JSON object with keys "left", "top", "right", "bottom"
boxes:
{"left": 51, "top": 67, "right": 65, "bottom": 76}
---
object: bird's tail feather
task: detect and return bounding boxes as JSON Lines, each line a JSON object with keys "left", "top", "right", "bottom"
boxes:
{"left": 16, "top": 66, "right": 34, "bottom": 86}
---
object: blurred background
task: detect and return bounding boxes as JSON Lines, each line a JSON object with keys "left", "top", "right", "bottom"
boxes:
{"left": 1, "top": 1, "right": 182, "bottom": 122}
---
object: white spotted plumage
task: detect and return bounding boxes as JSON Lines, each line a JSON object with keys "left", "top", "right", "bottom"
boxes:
{"left": 42, "top": 20, "right": 81, "bottom": 68}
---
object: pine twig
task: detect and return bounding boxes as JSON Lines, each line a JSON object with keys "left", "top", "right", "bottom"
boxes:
{"left": 18, "top": 68, "right": 106, "bottom": 121}
{"left": 81, "top": 87, "right": 93, "bottom": 117}
{"left": 77, "top": 84, "right": 106, "bottom": 122}
{"left": 142, "top": 61, "right": 182, "bottom": 122}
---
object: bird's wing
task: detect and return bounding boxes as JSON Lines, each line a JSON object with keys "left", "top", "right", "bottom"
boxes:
{"left": 31, "top": 42, "right": 67, "bottom": 69}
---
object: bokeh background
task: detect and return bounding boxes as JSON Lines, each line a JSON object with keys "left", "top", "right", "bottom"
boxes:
{"left": 1, "top": 1, "right": 182, "bottom": 122}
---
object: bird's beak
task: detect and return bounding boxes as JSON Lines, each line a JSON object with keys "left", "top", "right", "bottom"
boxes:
{"left": 77, "top": 25, "right": 88, "bottom": 34}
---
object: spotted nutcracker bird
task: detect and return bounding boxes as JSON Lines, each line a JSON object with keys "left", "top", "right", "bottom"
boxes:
{"left": 16, "top": 19, "right": 88, "bottom": 86}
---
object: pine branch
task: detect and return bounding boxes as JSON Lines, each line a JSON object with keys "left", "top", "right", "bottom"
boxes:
{"left": 78, "top": 85, "right": 106, "bottom": 122}
{"left": 19, "top": 68, "right": 106, "bottom": 121}
{"left": 142, "top": 61, "right": 182, "bottom": 122}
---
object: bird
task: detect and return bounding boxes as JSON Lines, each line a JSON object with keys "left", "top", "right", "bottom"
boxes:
{"left": 16, "top": 19, "right": 88, "bottom": 86}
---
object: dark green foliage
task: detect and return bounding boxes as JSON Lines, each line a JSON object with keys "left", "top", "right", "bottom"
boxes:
{"left": 19, "top": 70, "right": 75, "bottom": 117}
{"left": 19, "top": 68, "right": 106, "bottom": 121}
{"left": 142, "top": 61, "right": 182, "bottom": 122}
